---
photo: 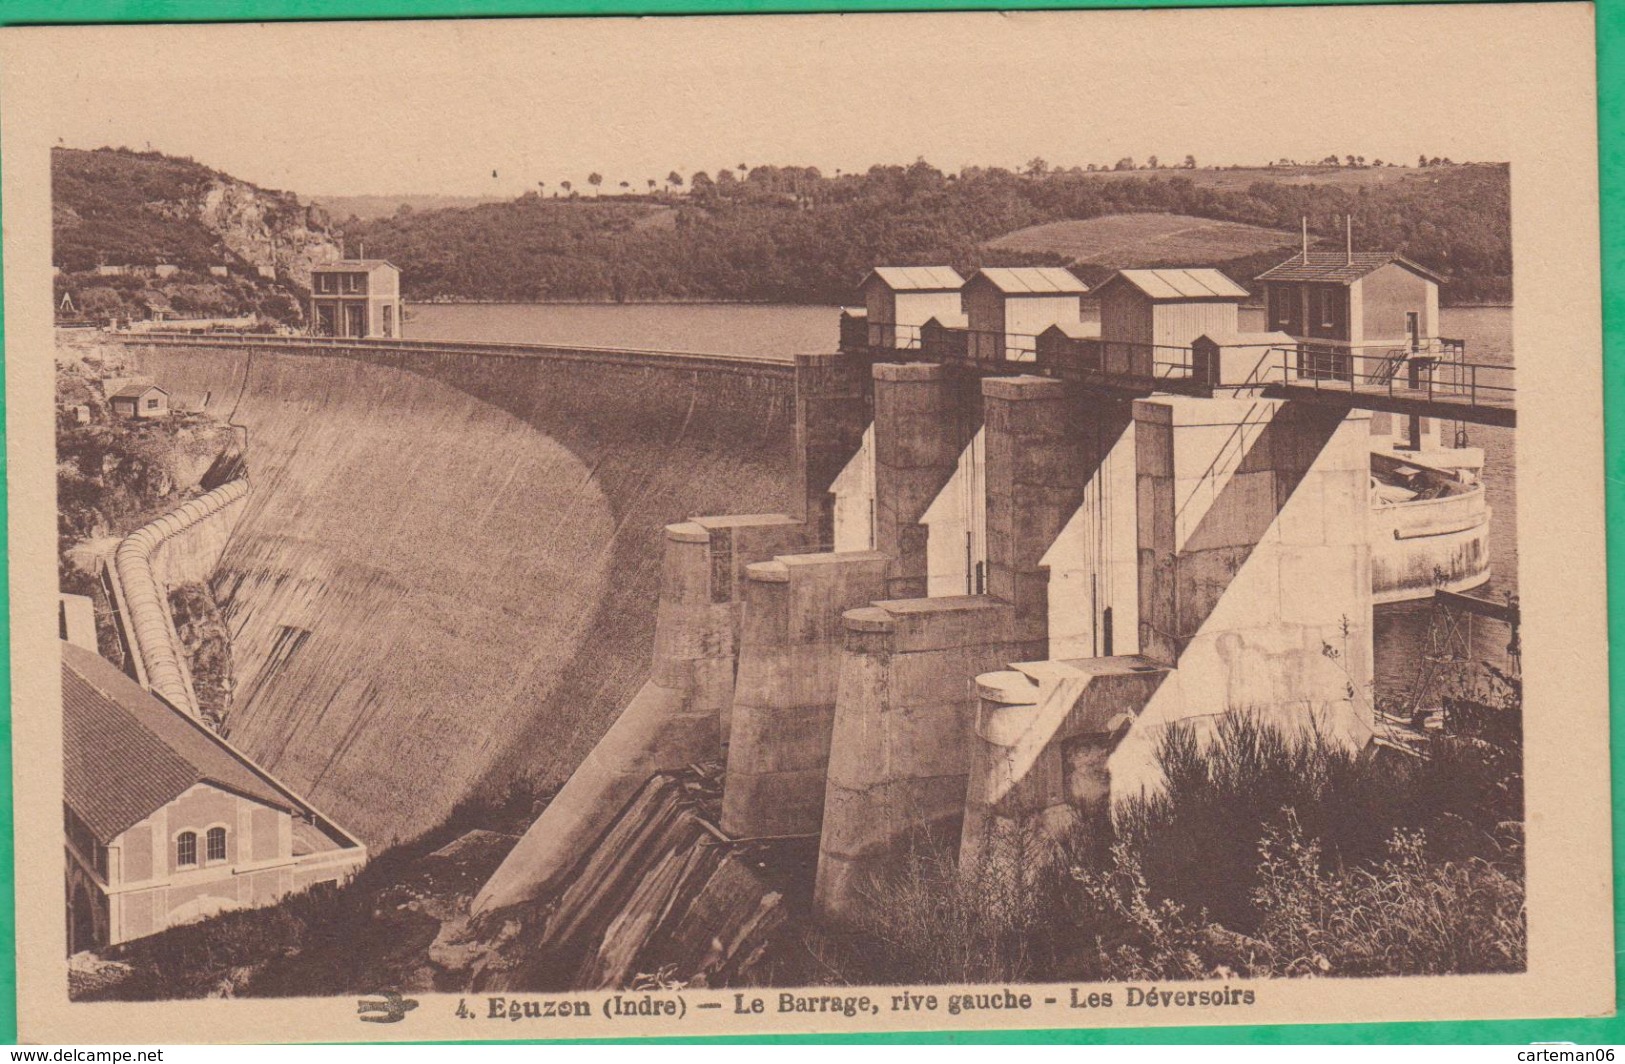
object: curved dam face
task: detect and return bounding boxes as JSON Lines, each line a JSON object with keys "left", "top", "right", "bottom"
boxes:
{"left": 129, "top": 342, "right": 796, "bottom": 846}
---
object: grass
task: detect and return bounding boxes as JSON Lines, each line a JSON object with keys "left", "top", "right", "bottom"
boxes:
{"left": 985, "top": 213, "right": 1297, "bottom": 267}
{"left": 1069, "top": 164, "right": 1454, "bottom": 192}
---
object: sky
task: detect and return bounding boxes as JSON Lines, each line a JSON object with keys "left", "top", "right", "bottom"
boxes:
{"left": 23, "top": 6, "right": 1528, "bottom": 198}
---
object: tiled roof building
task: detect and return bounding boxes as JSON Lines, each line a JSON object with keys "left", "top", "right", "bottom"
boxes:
{"left": 63, "top": 643, "right": 366, "bottom": 952}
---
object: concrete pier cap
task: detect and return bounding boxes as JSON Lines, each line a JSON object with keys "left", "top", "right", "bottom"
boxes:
{"left": 841, "top": 605, "right": 895, "bottom": 634}
{"left": 872, "top": 361, "right": 945, "bottom": 382}
{"left": 665, "top": 521, "right": 711, "bottom": 543}
{"left": 982, "top": 373, "right": 1068, "bottom": 400}
{"left": 745, "top": 560, "right": 791, "bottom": 585}
{"left": 973, "top": 669, "right": 1044, "bottom": 747}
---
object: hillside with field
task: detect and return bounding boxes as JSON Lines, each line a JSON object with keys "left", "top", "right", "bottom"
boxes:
{"left": 985, "top": 213, "right": 1298, "bottom": 267}
{"left": 348, "top": 160, "right": 1511, "bottom": 304}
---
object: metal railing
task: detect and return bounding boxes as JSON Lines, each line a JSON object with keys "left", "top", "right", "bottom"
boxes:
{"left": 840, "top": 318, "right": 1202, "bottom": 388}
{"left": 1236, "top": 342, "right": 1514, "bottom": 410}
{"left": 114, "top": 328, "right": 795, "bottom": 375}
{"left": 839, "top": 317, "right": 1515, "bottom": 414}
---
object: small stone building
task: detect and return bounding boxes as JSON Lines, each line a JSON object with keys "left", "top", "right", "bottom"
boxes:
{"left": 63, "top": 644, "right": 367, "bottom": 952}
{"left": 1255, "top": 251, "right": 1445, "bottom": 380}
{"left": 310, "top": 260, "right": 404, "bottom": 339}
{"left": 134, "top": 290, "right": 176, "bottom": 322}
{"left": 108, "top": 384, "right": 170, "bottom": 420}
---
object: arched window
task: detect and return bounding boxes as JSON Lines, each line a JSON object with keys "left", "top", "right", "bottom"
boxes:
{"left": 206, "top": 826, "right": 227, "bottom": 863}
{"left": 176, "top": 831, "right": 197, "bottom": 867}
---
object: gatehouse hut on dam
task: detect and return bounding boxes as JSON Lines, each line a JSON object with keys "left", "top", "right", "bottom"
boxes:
{"left": 858, "top": 265, "right": 965, "bottom": 349}
{"left": 1092, "top": 267, "right": 1249, "bottom": 375}
{"left": 309, "top": 259, "right": 403, "bottom": 339}
{"left": 962, "top": 266, "right": 1090, "bottom": 361}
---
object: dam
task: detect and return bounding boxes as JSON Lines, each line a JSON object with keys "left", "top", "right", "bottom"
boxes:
{"left": 110, "top": 256, "right": 1516, "bottom": 944}
{"left": 119, "top": 334, "right": 797, "bottom": 846}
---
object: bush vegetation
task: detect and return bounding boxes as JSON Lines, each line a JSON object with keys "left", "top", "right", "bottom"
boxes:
{"left": 53, "top": 147, "right": 319, "bottom": 324}
{"left": 852, "top": 696, "right": 1525, "bottom": 984}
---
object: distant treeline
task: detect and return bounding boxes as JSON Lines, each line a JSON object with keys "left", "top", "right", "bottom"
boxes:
{"left": 347, "top": 161, "right": 1511, "bottom": 305}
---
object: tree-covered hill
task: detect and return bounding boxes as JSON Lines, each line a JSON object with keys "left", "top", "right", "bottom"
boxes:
{"left": 347, "top": 161, "right": 1510, "bottom": 305}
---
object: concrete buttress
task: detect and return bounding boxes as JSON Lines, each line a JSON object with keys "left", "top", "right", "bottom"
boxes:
{"left": 871, "top": 363, "right": 980, "bottom": 599}
{"left": 472, "top": 514, "right": 802, "bottom": 916}
{"left": 961, "top": 396, "right": 1377, "bottom": 868}
{"left": 813, "top": 373, "right": 1094, "bottom": 924}
{"left": 796, "top": 352, "right": 872, "bottom": 548}
{"left": 721, "top": 550, "right": 891, "bottom": 838}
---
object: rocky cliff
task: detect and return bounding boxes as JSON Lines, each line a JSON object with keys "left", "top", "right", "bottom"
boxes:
{"left": 195, "top": 179, "right": 338, "bottom": 291}
{"left": 53, "top": 147, "right": 344, "bottom": 323}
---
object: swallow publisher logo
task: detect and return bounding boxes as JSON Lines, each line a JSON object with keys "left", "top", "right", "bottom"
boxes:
{"left": 358, "top": 991, "right": 419, "bottom": 1024}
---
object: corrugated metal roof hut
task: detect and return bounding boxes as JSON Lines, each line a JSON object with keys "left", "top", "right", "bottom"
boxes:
{"left": 858, "top": 266, "right": 965, "bottom": 349}
{"left": 962, "top": 266, "right": 1089, "bottom": 362}
{"left": 1093, "top": 268, "right": 1248, "bottom": 377}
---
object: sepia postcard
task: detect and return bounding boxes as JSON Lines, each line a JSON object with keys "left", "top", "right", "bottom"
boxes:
{"left": 0, "top": 3, "right": 1612, "bottom": 1043}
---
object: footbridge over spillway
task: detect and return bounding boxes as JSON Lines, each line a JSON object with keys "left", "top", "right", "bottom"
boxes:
{"left": 117, "top": 333, "right": 799, "bottom": 847}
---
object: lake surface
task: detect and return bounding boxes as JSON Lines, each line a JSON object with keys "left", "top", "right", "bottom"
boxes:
{"left": 409, "top": 300, "right": 1516, "bottom": 708}
{"left": 407, "top": 302, "right": 836, "bottom": 358}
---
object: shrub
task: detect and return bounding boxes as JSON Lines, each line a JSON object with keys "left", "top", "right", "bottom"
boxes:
{"left": 849, "top": 707, "right": 1526, "bottom": 985}
{"left": 858, "top": 827, "right": 1062, "bottom": 984}
{"left": 1114, "top": 711, "right": 1405, "bottom": 931}
{"left": 1246, "top": 814, "right": 1525, "bottom": 976}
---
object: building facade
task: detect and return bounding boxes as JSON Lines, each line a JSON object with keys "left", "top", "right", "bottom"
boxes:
{"left": 309, "top": 260, "right": 403, "bottom": 339}
{"left": 108, "top": 384, "right": 170, "bottom": 420}
{"left": 63, "top": 644, "right": 366, "bottom": 952}
{"left": 1255, "top": 251, "right": 1444, "bottom": 380}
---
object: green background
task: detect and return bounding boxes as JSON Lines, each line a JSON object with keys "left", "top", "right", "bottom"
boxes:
{"left": 0, "top": 0, "right": 1617, "bottom": 1045}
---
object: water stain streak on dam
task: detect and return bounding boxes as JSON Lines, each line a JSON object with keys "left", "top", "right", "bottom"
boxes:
{"left": 129, "top": 340, "right": 796, "bottom": 845}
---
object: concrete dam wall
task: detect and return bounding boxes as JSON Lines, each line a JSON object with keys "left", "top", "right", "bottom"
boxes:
{"left": 125, "top": 339, "right": 797, "bottom": 846}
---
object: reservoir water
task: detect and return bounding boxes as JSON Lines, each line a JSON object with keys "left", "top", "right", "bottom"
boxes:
{"left": 408, "top": 301, "right": 1517, "bottom": 709}
{"left": 407, "top": 301, "right": 837, "bottom": 359}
